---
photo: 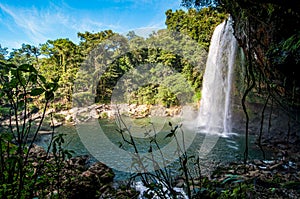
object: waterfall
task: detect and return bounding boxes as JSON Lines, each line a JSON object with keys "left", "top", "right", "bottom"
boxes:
{"left": 197, "top": 18, "right": 238, "bottom": 135}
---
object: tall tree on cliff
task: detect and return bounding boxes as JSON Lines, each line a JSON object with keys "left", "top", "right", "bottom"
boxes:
{"left": 40, "top": 39, "right": 80, "bottom": 108}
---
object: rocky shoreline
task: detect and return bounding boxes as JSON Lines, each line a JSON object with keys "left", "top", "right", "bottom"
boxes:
{"left": 37, "top": 103, "right": 189, "bottom": 130}
{"left": 29, "top": 143, "right": 300, "bottom": 198}
{"left": 18, "top": 103, "right": 300, "bottom": 198}
{"left": 204, "top": 157, "right": 300, "bottom": 198}
{"left": 2, "top": 103, "right": 186, "bottom": 131}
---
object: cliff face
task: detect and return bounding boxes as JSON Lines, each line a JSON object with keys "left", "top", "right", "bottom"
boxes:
{"left": 223, "top": 0, "right": 300, "bottom": 109}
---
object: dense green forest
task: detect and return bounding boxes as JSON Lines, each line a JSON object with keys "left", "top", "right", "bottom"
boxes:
{"left": 1, "top": 7, "right": 226, "bottom": 112}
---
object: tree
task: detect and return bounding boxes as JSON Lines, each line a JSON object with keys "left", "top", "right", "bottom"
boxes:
{"left": 73, "top": 30, "right": 117, "bottom": 105}
{"left": 0, "top": 45, "right": 8, "bottom": 61}
{"left": 0, "top": 62, "right": 58, "bottom": 198}
{"left": 77, "top": 30, "right": 115, "bottom": 58}
{"left": 8, "top": 44, "right": 40, "bottom": 66}
{"left": 165, "top": 7, "right": 226, "bottom": 51}
{"left": 39, "top": 39, "right": 80, "bottom": 108}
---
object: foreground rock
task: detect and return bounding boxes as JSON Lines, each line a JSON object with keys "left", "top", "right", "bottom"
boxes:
{"left": 29, "top": 144, "right": 138, "bottom": 199}
{"left": 204, "top": 157, "right": 300, "bottom": 199}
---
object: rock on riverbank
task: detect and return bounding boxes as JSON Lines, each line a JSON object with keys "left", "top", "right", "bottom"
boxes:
{"left": 29, "top": 144, "right": 138, "bottom": 198}
{"left": 43, "top": 104, "right": 191, "bottom": 127}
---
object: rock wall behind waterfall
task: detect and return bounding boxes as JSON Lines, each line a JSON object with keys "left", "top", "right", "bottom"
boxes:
{"left": 223, "top": 0, "right": 300, "bottom": 110}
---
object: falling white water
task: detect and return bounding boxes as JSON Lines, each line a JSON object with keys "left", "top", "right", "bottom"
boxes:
{"left": 195, "top": 18, "right": 239, "bottom": 159}
{"left": 197, "top": 18, "right": 238, "bottom": 136}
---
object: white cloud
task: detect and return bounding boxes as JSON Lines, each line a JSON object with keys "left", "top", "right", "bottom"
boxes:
{"left": 69, "top": 17, "right": 122, "bottom": 33}
{"left": 0, "top": 3, "right": 66, "bottom": 44}
{"left": 126, "top": 21, "right": 166, "bottom": 38}
{"left": 1, "top": 40, "right": 28, "bottom": 50}
{"left": 0, "top": 4, "right": 46, "bottom": 41}
{"left": 0, "top": 3, "right": 127, "bottom": 46}
{"left": 0, "top": 0, "right": 183, "bottom": 48}
{"left": 130, "top": 27, "right": 160, "bottom": 38}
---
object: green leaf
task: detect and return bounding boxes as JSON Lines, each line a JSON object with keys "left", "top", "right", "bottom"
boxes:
{"left": 221, "top": 174, "right": 243, "bottom": 184}
{"left": 31, "top": 88, "right": 45, "bottom": 96}
{"left": 17, "top": 100, "right": 25, "bottom": 108}
{"left": 38, "top": 75, "right": 46, "bottom": 83}
{"left": 45, "top": 90, "right": 54, "bottom": 100}
{"left": 28, "top": 74, "right": 37, "bottom": 83}
{"left": 28, "top": 64, "right": 38, "bottom": 73}
{"left": 18, "top": 64, "right": 31, "bottom": 72}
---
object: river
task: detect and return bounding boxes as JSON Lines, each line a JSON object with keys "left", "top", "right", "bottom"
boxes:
{"left": 36, "top": 117, "right": 272, "bottom": 182}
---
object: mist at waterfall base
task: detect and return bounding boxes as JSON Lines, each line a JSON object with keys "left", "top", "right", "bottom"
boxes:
{"left": 182, "top": 18, "right": 238, "bottom": 160}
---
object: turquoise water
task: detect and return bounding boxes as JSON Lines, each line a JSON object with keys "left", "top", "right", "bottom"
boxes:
{"left": 36, "top": 118, "right": 272, "bottom": 181}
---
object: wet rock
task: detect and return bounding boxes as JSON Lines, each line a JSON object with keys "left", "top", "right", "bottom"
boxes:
{"left": 173, "top": 176, "right": 186, "bottom": 188}
{"left": 28, "top": 145, "right": 117, "bottom": 198}
{"left": 253, "top": 159, "right": 263, "bottom": 166}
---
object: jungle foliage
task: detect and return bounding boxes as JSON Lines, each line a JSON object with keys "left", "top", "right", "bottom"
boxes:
{"left": 0, "top": 7, "right": 232, "bottom": 198}
{"left": 0, "top": 8, "right": 226, "bottom": 110}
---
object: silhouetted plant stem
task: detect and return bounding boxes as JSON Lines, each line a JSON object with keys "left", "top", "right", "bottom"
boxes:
{"left": 115, "top": 108, "right": 199, "bottom": 198}
{"left": 243, "top": 17, "right": 255, "bottom": 165}
{"left": 115, "top": 107, "right": 148, "bottom": 173}
{"left": 258, "top": 94, "right": 270, "bottom": 159}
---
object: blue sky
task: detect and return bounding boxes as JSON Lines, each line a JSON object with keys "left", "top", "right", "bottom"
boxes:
{"left": 0, "top": 0, "right": 183, "bottom": 50}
